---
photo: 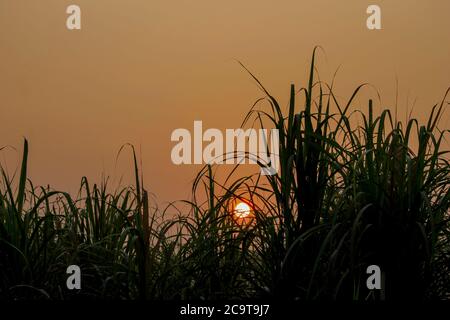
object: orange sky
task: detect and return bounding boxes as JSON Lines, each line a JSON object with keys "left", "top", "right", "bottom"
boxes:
{"left": 0, "top": 0, "right": 449, "bottom": 205}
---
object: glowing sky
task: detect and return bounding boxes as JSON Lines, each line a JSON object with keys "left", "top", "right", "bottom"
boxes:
{"left": 0, "top": 0, "right": 449, "bottom": 205}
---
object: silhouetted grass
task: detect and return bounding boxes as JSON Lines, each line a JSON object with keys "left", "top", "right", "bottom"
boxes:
{"left": 0, "top": 49, "right": 448, "bottom": 300}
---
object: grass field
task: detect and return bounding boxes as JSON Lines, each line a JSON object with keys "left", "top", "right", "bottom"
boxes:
{"left": 1, "top": 50, "right": 449, "bottom": 300}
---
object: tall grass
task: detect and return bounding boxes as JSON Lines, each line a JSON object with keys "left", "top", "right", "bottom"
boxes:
{"left": 0, "top": 49, "right": 449, "bottom": 300}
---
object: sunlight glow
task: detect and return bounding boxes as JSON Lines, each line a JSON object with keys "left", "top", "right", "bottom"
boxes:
{"left": 234, "top": 202, "right": 251, "bottom": 219}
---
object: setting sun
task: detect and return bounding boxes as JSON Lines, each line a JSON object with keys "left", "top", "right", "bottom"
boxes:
{"left": 234, "top": 202, "right": 251, "bottom": 219}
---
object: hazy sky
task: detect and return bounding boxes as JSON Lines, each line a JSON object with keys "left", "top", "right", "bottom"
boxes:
{"left": 0, "top": 0, "right": 449, "bottom": 205}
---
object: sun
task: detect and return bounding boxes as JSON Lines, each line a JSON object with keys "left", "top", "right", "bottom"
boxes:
{"left": 234, "top": 202, "right": 251, "bottom": 219}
